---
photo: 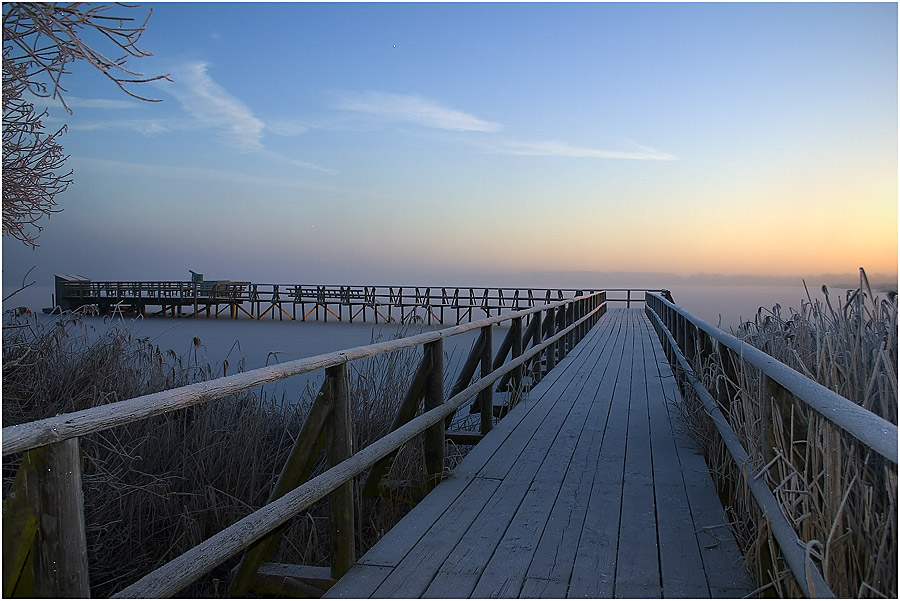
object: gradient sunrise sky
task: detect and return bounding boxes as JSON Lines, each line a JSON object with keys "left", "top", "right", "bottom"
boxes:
{"left": 2, "top": 2, "right": 897, "bottom": 304}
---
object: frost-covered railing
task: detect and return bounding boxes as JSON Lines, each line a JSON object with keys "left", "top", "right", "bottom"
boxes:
{"left": 2, "top": 292, "right": 606, "bottom": 598}
{"left": 645, "top": 292, "right": 897, "bottom": 598}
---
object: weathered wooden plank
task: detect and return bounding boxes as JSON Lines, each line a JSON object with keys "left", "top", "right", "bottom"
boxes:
{"left": 614, "top": 314, "right": 660, "bottom": 599}
{"left": 472, "top": 316, "right": 621, "bottom": 481}
{"left": 568, "top": 312, "right": 635, "bottom": 598}
{"left": 521, "top": 576, "right": 569, "bottom": 599}
{"left": 247, "top": 563, "right": 336, "bottom": 597}
{"left": 340, "top": 322, "right": 610, "bottom": 580}
{"left": 345, "top": 320, "right": 610, "bottom": 576}
{"left": 419, "top": 321, "right": 619, "bottom": 598}
{"left": 524, "top": 317, "right": 626, "bottom": 589}
{"left": 421, "top": 477, "right": 532, "bottom": 597}
{"left": 471, "top": 316, "right": 627, "bottom": 597}
{"left": 639, "top": 316, "right": 711, "bottom": 598}
{"left": 326, "top": 310, "right": 752, "bottom": 600}
{"left": 371, "top": 477, "right": 501, "bottom": 598}
{"left": 325, "top": 564, "right": 393, "bottom": 598}
{"left": 646, "top": 316, "right": 754, "bottom": 597}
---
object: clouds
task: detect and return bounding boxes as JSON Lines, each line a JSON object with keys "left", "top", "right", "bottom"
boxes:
{"left": 331, "top": 90, "right": 675, "bottom": 160}
{"left": 334, "top": 91, "right": 503, "bottom": 133}
{"left": 50, "top": 58, "right": 676, "bottom": 169}
{"left": 168, "top": 61, "right": 266, "bottom": 152}
{"left": 479, "top": 138, "right": 677, "bottom": 160}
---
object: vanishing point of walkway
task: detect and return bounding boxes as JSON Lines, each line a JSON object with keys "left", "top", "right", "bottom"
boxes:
{"left": 326, "top": 308, "right": 754, "bottom": 598}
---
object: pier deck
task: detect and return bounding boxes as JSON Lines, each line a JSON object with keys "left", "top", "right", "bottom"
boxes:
{"left": 326, "top": 308, "right": 754, "bottom": 598}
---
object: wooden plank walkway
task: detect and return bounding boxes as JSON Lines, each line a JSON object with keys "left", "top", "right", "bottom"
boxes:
{"left": 326, "top": 308, "right": 755, "bottom": 598}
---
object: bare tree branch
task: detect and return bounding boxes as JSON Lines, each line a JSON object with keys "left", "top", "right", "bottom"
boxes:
{"left": 2, "top": 3, "right": 169, "bottom": 246}
{"left": 3, "top": 265, "right": 37, "bottom": 302}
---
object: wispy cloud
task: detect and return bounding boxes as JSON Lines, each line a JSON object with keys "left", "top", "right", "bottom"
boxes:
{"left": 70, "top": 156, "right": 335, "bottom": 191}
{"left": 25, "top": 93, "right": 140, "bottom": 110}
{"left": 265, "top": 119, "right": 310, "bottom": 136}
{"left": 479, "top": 138, "right": 677, "bottom": 160}
{"left": 334, "top": 91, "right": 502, "bottom": 133}
{"left": 68, "top": 118, "right": 195, "bottom": 136}
{"left": 258, "top": 150, "right": 337, "bottom": 175}
{"left": 168, "top": 61, "right": 266, "bottom": 151}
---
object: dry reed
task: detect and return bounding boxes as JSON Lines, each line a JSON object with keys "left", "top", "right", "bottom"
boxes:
{"left": 2, "top": 314, "right": 468, "bottom": 597}
{"left": 676, "top": 269, "right": 897, "bottom": 598}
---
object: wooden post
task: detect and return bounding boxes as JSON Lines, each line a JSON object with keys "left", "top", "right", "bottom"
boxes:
{"left": 555, "top": 306, "right": 566, "bottom": 361}
{"left": 325, "top": 363, "right": 355, "bottom": 579}
{"left": 531, "top": 310, "right": 542, "bottom": 384}
{"left": 18, "top": 439, "right": 91, "bottom": 598}
{"left": 480, "top": 325, "right": 493, "bottom": 435}
{"left": 423, "top": 340, "right": 445, "bottom": 490}
{"left": 445, "top": 332, "right": 485, "bottom": 427}
{"left": 494, "top": 316, "right": 539, "bottom": 393}
{"left": 716, "top": 342, "right": 739, "bottom": 415}
{"left": 545, "top": 307, "right": 556, "bottom": 373}
{"left": 510, "top": 317, "right": 523, "bottom": 408}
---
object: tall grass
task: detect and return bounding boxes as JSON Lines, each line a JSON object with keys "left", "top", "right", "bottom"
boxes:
{"left": 677, "top": 270, "right": 897, "bottom": 597}
{"left": 2, "top": 314, "right": 466, "bottom": 597}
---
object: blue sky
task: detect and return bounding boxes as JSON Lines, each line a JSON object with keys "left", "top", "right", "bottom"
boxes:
{"left": 3, "top": 2, "right": 897, "bottom": 307}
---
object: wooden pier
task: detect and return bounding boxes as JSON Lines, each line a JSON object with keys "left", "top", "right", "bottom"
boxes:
{"left": 325, "top": 308, "right": 753, "bottom": 598}
{"left": 51, "top": 275, "right": 661, "bottom": 324}
{"left": 5, "top": 289, "right": 896, "bottom": 598}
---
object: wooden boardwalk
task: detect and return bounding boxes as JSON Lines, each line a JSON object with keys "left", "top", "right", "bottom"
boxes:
{"left": 326, "top": 308, "right": 754, "bottom": 598}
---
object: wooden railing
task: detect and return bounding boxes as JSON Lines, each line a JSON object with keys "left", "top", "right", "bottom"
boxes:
{"left": 54, "top": 279, "right": 662, "bottom": 324}
{"left": 3, "top": 292, "right": 607, "bottom": 598}
{"left": 645, "top": 292, "right": 897, "bottom": 598}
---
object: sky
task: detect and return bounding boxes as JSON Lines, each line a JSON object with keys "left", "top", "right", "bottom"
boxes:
{"left": 3, "top": 2, "right": 898, "bottom": 308}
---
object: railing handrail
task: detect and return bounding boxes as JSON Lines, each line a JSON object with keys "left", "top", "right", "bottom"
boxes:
{"left": 644, "top": 299, "right": 834, "bottom": 598}
{"left": 645, "top": 293, "right": 898, "bottom": 463}
{"left": 2, "top": 293, "right": 603, "bottom": 457}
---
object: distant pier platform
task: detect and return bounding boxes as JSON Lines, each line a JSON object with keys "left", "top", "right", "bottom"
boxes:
{"left": 50, "top": 274, "right": 664, "bottom": 325}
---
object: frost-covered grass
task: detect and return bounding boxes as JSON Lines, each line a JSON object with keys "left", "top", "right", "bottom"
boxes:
{"left": 678, "top": 269, "right": 897, "bottom": 598}
{"left": 2, "top": 314, "right": 464, "bottom": 597}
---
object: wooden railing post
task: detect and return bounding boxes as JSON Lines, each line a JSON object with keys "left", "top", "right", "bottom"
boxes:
{"left": 531, "top": 310, "right": 542, "bottom": 385}
{"left": 325, "top": 362, "right": 355, "bottom": 579}
{"left": 544, "top": 306, "right": 557, "bottom": 373}
{"left": 716, "top": 342, "right": 739, "bottom": 415}
{"left": 556, "top": 306, "right": 567, "bottom": 361}
{"left": 444, "top": 332, "right": 485, "bottom": 428}
{"left": 510, "top": 317, "right": 523, "bottom": 408}
{"left": 29, "top": 439, "right": 90, "bottom": 598}
{"left": 479, "top": 325, "right": 493, "bottom": 435}
{"left": 424, "top": 340, "right": 445, "bottom": 489}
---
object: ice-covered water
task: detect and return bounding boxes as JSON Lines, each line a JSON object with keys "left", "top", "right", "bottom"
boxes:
{"left": 11, "top": 282, "right": 890, "bottom": 410}
{"left": 26, "top": 312, "right": 502, "bottom": 409}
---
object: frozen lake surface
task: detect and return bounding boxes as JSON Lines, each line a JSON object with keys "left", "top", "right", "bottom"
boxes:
{"left": 28, "top": 313, "right": 502, "bottom": 412}
{"left": 11, "top": 282, "right": 888, "bottom": 411}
